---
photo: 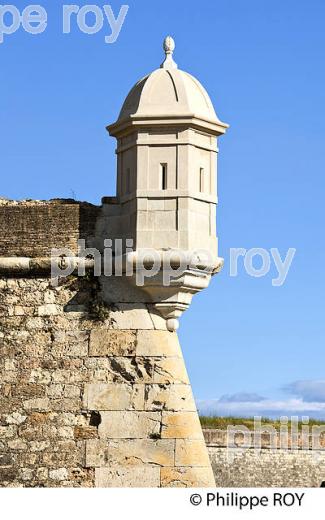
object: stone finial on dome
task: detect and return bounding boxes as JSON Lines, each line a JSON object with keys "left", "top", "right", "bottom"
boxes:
{"left": 160, "top": 35, "right": 178, "bottom": 70}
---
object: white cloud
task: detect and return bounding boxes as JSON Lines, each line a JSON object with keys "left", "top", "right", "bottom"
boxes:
{"left": 284, "top": 380, "right": 325, "bottom": 402}
{"left": 197, "top": 381, "right": 325, "bottom": 418}
{"left": 197, "top": 398, "right": 325, "bottom": 419}
{"left": 218, "top": 392, "right": 266, "bottom": 403}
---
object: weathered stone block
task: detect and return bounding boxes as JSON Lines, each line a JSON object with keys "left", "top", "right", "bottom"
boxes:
{"left": 50, "top": 398, "right": 81, "bottom": 412}
{"left": 30, "top": 440, "right": 51, "bottom": 452}
{"left": 4, "top": 359, "right": 17, "bottom": 370}
{"left": 12, "top": 384, "right": 45, "bottom": 398}
{"left": 106, "top": 357, "right": 154, "bottom": 383}
{"left": 147, "top": 307, "right": 168, "bottom": 330}
{"left": 2, "top": 370, "right": 19, "bottom": 383}
{"left": 5, "top": 412, "right": 27, "bottom": 425}
{"left": 153, "top": 358, "right": 189, "bottom": 384}
{"left": 44, "top": 291, "right": 56, "bottom": 304}
{"left": 38, "top": 304, "right": 61, "bottom": 317}
{"left": 95, "top": 466, "right": 160, "bottom": 487}
{"left": 36, "top": 467, "right": 49, "bottom": 481}
{"left": 46, "top": 384, "right": 64, "bottom": 398}
{"left": 23, "top": 397, "right": 51, "bottom": 412}
{"left": 161, "top": 412, "right": 204, "bottom": 439}
{"left": 89, "top": 330, "right": 136, "bottom": 356}
{"left": 74, "top": 426, "right": 98, "bottom": 440}
{"left": 25, "top": 317, "right": 44, "bottom": 329}
{"left": 0, "top": 467, "right": 17, "bottom": 482}
{"left": 85, "top": 439, "right": 175, "bottom": 467}
{"left": 144, "top": 384, "right": 196, "bottom": 412}
{"left": 57, "top": 426, "right": 74, "bottom": 439}
{"left": 28, "top": 412, "right": 51, "bottom": 425}
{"left": 175, "top": 439, "right": 210, "bottom": 467}
{"left": 52, "top": 330, "right": 88, "bottom": 344}
{"left": 100, "top": 276, "right": 148, "bottom": 304}
{"left": 7, "top": 439, "right": 27, "bottom": 451}
{"left": 63, "top": 385, "right": 81, "bottom": 398}
{"left": 49, "top": 468, "right": 68, "bottom": 481}
{"left": 20, "top": 468, "right": 34, "bottom": 482}
{"left": 18, "top": 424, "right": 43, "bottom": 441}
{"left": 161, "top": 466, "right": 215, "bottom": 487}
{"left": 98, "top": 411, "right": 161, "bottom": 439}
{"left": 83, "top": 383, "right": 144, "bottom": 411}
{"left": 110, "top": 304, "right": 154, "bottom": 330}
{"left": 29, "top": 369, "right": 52, "bottom": 384}
{"left": 51, "top": 341, "right": 88, "bottom": 358}
{"left": 136, "top": 330, "right": 181, "bottom": 357}
{"left": 0, "top": 454, "right": 14, "bottom": 466}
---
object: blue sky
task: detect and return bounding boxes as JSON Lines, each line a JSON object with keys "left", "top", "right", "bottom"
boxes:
{"left": 1, "top": 0, "right": 325, "bottom": 418}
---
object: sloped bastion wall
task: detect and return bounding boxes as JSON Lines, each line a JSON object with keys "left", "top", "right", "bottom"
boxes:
{"left": 1, "top": 200, "right": 324, "bottom": 488}
{"left": 0, "top": 199, "right": 214, "bottom": 488}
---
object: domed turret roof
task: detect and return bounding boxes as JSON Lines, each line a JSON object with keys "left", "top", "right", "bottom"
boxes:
{"left": 119, "top": 67, "right": 220, "bottom": 122}
{"left": 108, "top": 37, "right": 228, "bottom": 136}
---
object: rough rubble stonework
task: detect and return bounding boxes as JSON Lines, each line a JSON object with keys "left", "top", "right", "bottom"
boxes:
{"left": 204, "top": 430, "right": 325, "bottom": 487}
{"left": 208, "top": 446, "right": 325, "bottom": 487}
{"left": 0, "top": 259, "right": 214, "bottom": 487}
{"left": 0, "top": 198, "right": 100, "bottom": 257}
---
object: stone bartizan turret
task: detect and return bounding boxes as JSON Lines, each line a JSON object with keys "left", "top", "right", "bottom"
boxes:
{"left": 98, "top": 36, "right": 228, "bottom": 331}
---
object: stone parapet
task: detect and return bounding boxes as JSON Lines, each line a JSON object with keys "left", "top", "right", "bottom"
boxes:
{"left": 204, "top": 429, "right": 325, "bottom": 487}
{"left": 0, "top": 200, "right": 100, "bottom": 257}
{"left": 203, "top": 428, "right": 325, "bottom": 449}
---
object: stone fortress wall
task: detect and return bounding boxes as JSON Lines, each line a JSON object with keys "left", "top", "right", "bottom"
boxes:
{"left": 0, "top": 198, "right": 100, "bottom": 257}
{"left": 1, "top": 201, "right": 324, "bottom": 488}
{"left": 203, "top": 429, "right": 325, "bottom": 487}
{"left": 0, "top": 199, "right": 214, "bottom": 488}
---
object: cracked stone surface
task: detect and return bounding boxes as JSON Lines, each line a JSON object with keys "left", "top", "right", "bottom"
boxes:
{"left": 0, "top": 276, "right": 215, "bottom": 487}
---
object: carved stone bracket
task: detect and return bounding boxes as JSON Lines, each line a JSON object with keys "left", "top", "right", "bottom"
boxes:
{"left": 125, "top": 251, "right": 224, "bottom": 331}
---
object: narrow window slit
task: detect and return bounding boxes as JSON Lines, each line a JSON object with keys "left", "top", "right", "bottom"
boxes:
{"left": 200, "top": 167, "right": 204, "bottom": 192}
{"left": 160, "top": 163, "right": 168, "bottom": 190}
